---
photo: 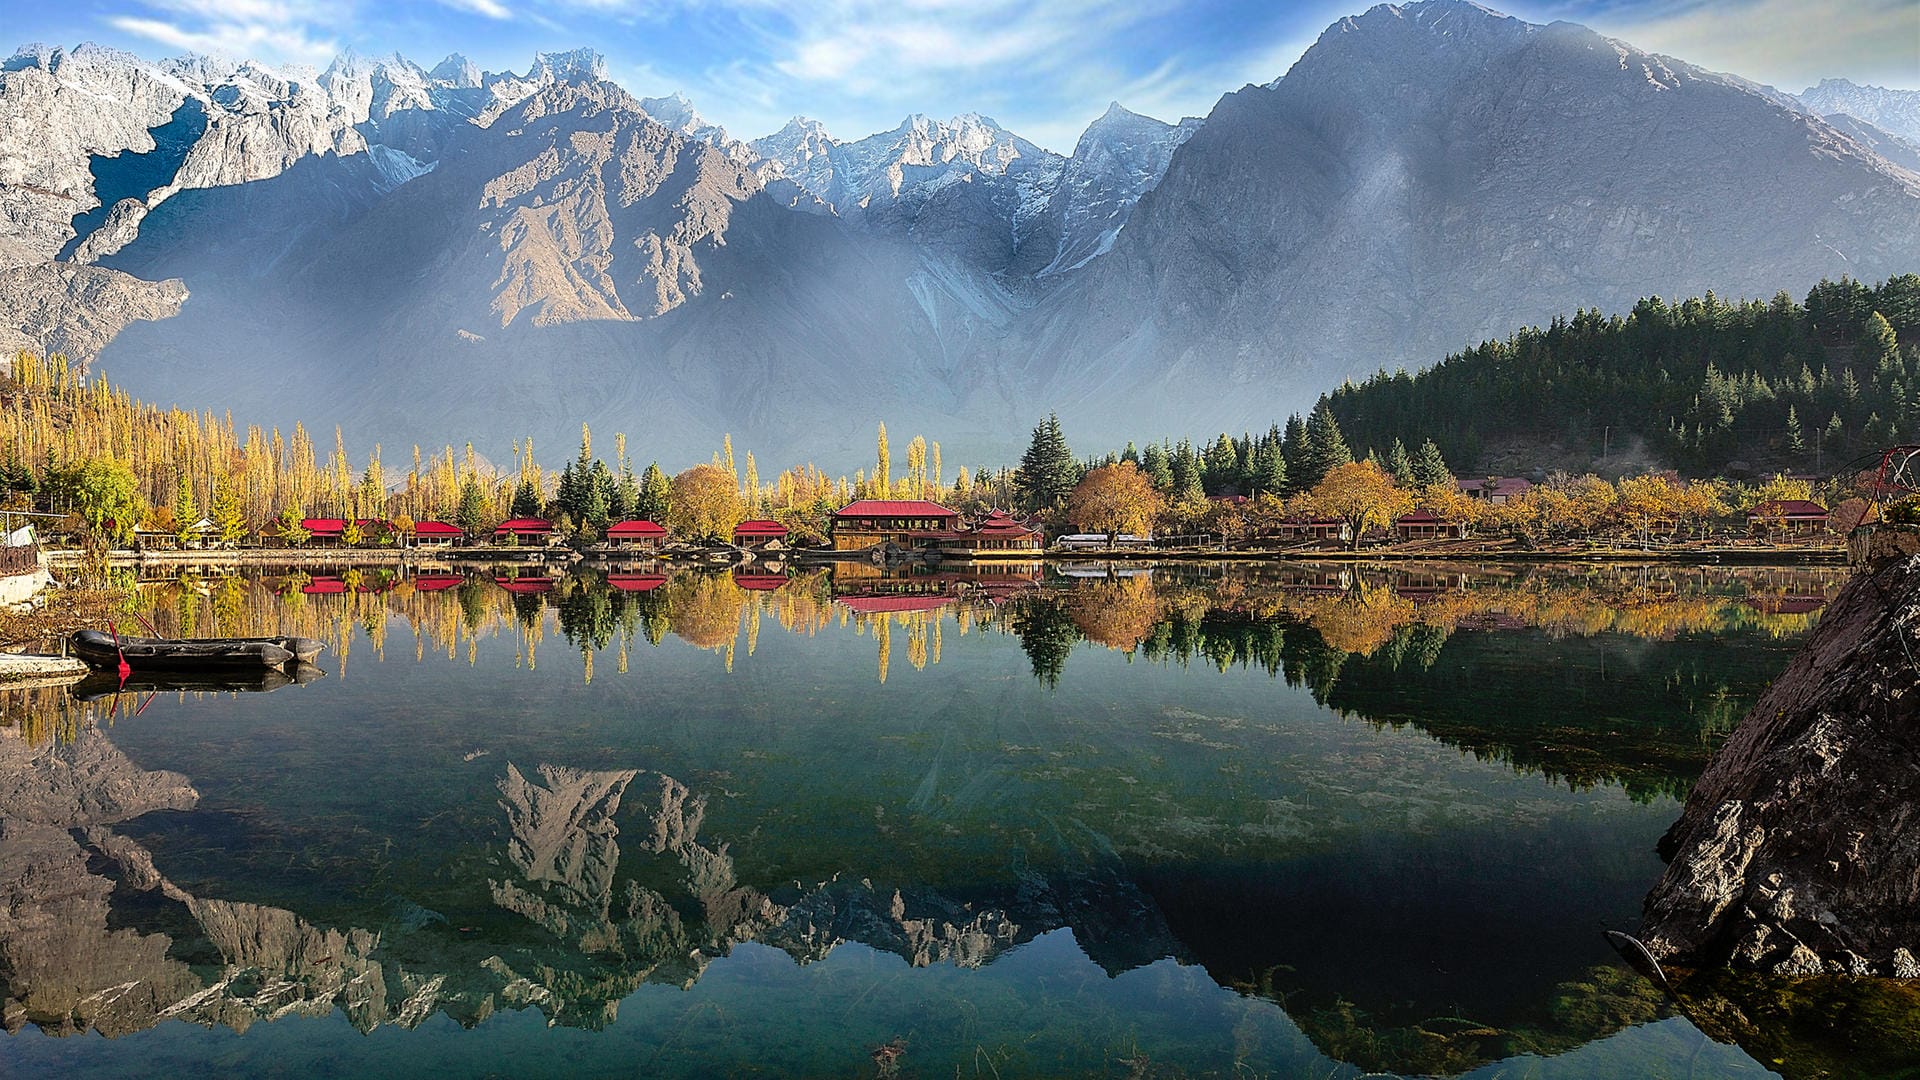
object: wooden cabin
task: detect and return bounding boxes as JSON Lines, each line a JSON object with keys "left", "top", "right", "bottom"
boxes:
{"left": 1459, "top": 476, "right": 1533, "bottom": 504}
{"left": 732, "top": 519, "right": 790, "bottom": 550}
{"left": 1393, "top": 510, "right": 1466, "bottom": 541}
{"left": 411, "top": 521, "right": 464, "bottom": 547}
{"left": 1271, "top": 519, "right": 1351, "bottom": 543}
{"left": 829, "top": 500, "right": 961, "bottom": 551}
{"left": 301, "top": 518, "right": 348, "bottom": 546}
{"left": 606, "top": 519, "right": 668, "bottom": 550}
{"left": 1747, "top": 499, "right": 1830, "bottom": 538}
{"left": 492, "top": 518, "right": 557, "bottom": 546}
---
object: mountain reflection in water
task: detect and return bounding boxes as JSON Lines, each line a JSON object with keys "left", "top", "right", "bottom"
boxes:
{"left": 0, "top": 562, "right": 1842, "bottom": 1077}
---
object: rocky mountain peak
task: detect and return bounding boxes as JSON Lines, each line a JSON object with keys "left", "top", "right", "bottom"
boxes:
{"left": 529, "top": 48, "right": 607, "bottom": 84}
{"left": 1798, "top": 78, "right": 1920, "bottom": 144}
{"left": 430, "top": 52, "right": 481, "bottom": 89}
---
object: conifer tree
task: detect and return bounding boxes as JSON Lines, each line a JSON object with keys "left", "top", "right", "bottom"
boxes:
{"left": 1786, "top": 404, "right": 1805, "bottom": 453}
{"left": 1017, "top": 414, "right": 1076, "bottom": 509}
{"left": 1140, "top": 442, "right": 1173, "bottom": 489}
{"left": 1385, "top": 439, "right": 1415, "bottom": 485}
{"left": 456, "top": 477, "right": 487, "bottom": 536}
{"left": 511, "top": 476, "right": 543, "bottom": 519}
{"left": 1280, "top": 414, "right": 1308, "bottom": 492}
{"left": 1250, "top": 439, "right": 1287, "bottom": 495}
{"left": 635, "top": 463, "right": 671, "bottom": 524}
{"left": 1295, "top": 404, "right": 1352, "bottom": 490}
{"left": 1411, "top": 439, "right": 1451, "bottom": 487}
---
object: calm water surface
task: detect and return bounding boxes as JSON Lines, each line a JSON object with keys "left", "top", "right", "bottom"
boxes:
{"left": 0, "top": 561, "right": 1841, "bottom": 1077}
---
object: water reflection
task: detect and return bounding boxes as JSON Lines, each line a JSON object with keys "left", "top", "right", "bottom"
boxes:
{"left": 0, "top": 561, "right": 1851, "bottom": 1077}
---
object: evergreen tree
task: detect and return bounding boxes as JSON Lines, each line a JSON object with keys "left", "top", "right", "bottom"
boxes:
{"left": 1411, "top": 439, "right": 1451, "bottom": 487}
{"left": 1385, "top": 438, "right": 1415, "bottom": 485}
{"left": 1785, "top": 404, "right": 1805, "bottom": 453}
{"left": 1280, "top": 414, "right": 1308, "bottom": 492}
{"left": 1202, "top": 434, "right": 1238, "bottom": 494}
{"left": 1864, "top": 311, "right": 1900, "bottom": 376}
{"left": 1169, "top": 439, "right": 1204, "bottom": 501}
{"left": 1250, "top": 439, "right": 1287, "bottom": 495}
{"left": 455, "top": 477, "right": 487, "bottom": 536}
{"left": 510, "top": 477, "right": 543, "bottom": 519}
{"left": 1121, "top": 441, "right": 1140, "bottom": 465}
{"left": 1295, "top": 404, "right": 1352, "bottom": 490}
{"left": 1141, "top": 442, "right": 1173, "bottom": 489}
{"left": 1017, "top": 413, "right": 1076, "bottom": 509}
{"left": 635, "top": 462, "right": 671, "bottom": 523}
{"left": 584, "top": 460, "right": 614, "bottom": 530}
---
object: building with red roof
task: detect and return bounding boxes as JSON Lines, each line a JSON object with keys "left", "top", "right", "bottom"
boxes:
{"left": 492, "top": 518, "right": 556, "bottom": 546}
{"left": 606, "top": 519, "right": 668, "bottom": 549}
{"left": 829, "top": 499, "right": 961, "bottom": 551}
{"left": 1458, "top": 476, "right": 1533, "bottom": 504}
{"left": 939, "top": 509, "right": 1044, "bottom": 557}
{"left": 1393, "top": 509, "right": 1466, "bottom": 541}
{"left": 1747, "top": 499, "right": 1830, "bottom": 537}
{"left": 411, "top": 520, "right": 464, "bottom": 547}
{"left": 301, "top": 518, "right": 348, "bottom": 545}
{"left": 732, "top": 519, "right": 790, "bottom": 549}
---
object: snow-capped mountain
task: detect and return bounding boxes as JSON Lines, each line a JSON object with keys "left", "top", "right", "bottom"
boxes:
{"left": 1034, "top": 103, "right": 1201, "bottom": 277}
{"left": 3, "top": 0, "right": 1918, "bottom": 467}
{"left": 1799, "top": 78, "right": 1920, "bottom": 145}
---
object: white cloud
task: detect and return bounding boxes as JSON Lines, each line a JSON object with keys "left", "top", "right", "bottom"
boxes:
{"left": 1571, "top": 0, "right": 1919, "bottom": 91}
{"left": 438, "top": 0, "right": 515, "bottom": 20}
{"left": 106, "top": 0, "right": 350, "bottom": 67}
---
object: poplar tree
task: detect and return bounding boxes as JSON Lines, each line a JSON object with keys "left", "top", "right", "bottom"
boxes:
{"left": 875, "top": 423, "right": 891, "bottom": 498}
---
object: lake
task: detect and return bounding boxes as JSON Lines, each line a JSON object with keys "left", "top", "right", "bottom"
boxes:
{"left": 0, "top": 560, "right": 1842, "bottom": 1077}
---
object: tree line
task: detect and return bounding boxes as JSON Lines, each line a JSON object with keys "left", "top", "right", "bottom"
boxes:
{"left": 1320, "top": 274, "right": 1920, "bottom": 476}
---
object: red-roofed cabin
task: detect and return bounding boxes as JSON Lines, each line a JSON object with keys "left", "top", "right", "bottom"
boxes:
{"left": 830, "top": 500, "right": 961, "bottom": 551}
{"left": 606, "top": 519, "right": 668, "bottom": 549}
{"left": 1273, "top": 519, "right": 1351, "bottom": 543}
{"left": 1394, "top": 510, "right": 1466, "bottom": 541}
{"left": 942, "top": 509, "right": 1044, "bottom": 556}
{"left": 732, "top": 519, "right": 790, "bottom": 549}
{"left": 1458, "top": 476, "right": 1533, "bottom": 504}
{"left": 412, "top": 520, "right": 464, "bottom": 547}
{"left": 301, "top": 518, "right": 348, "bottom": 545}
{"left": 1747, "top": 499, "right": 1830, "bottom": 537}
{"left": 492, "top": 518, "right": 556, "bottom": 546}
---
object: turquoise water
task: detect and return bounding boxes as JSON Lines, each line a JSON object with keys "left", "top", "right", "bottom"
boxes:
{"left": 0, "top": 563, "right": 1834, "bottom": 1077}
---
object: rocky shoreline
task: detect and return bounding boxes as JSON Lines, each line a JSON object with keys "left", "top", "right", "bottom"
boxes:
{"left": 1641, "top": 535, "right": 1920, "bottom": 976}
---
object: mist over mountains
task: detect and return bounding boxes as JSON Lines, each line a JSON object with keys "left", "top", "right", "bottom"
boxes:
{"left": 2, "top": 0, "right": 1917, "bottom": 468}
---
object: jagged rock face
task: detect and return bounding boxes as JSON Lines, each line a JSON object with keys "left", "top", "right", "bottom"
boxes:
{"left": 1016, "top": 0, "right": 1920, "bottom": 441}
{"left": 1641, "top": 551, "right": 1920, "bottom": 977}
{"left": 0, "top": 262, "right": 185, "bottom": 367}
{"left": 1031, "top": 103, "right": 1201, "bottom": 278}
{"left": 1799, "top": 79, "right": 1920, "bottom": 144}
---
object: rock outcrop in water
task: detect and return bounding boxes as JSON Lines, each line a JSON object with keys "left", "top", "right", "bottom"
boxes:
{"left": 1642, "top": 544, "right": 1920, "bottom": 976}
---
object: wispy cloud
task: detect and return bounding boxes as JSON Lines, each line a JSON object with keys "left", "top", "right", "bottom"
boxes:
{"left": 106, "top": 0, "right": 349, "bottom": 67}
{"left": 1546, "top": 0, "right": 1919, "bottom": 91}
{"left": 438, "top": 0, "right": 515, "bottom": 20}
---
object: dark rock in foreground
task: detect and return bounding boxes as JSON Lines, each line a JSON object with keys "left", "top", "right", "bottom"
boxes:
{"left": 1642, "top": 547, "right": 1920, "bottom": 976}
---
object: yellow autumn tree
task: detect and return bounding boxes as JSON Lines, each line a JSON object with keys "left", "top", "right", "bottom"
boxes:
{"left": 1067, "top": 462, "right": 1162, "bottom": 546}
{"left": 668, "top": 464, "right": 746, "bottom": 541}
{"left": 1307, "top": 462, "right": 1412, "bottom": 549}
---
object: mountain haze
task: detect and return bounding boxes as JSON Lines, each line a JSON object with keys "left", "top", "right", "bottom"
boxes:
{"left": 2, "top": 0, "right": 1917, "bottom": 466}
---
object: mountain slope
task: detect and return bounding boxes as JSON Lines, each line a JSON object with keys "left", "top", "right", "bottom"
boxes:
{"left": 93, "top": 79, "right": 1013, "bottom": 464}
{"left": 1012, "top": 0, "right": 1920, "bottom": 442}
{"left": 1798, "top": 78, "right": 1920, "bottom": 144}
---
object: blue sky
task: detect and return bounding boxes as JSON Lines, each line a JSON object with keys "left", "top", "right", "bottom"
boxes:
{"left": 8, "top": 0, "right": 1916, "bottom": 151}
